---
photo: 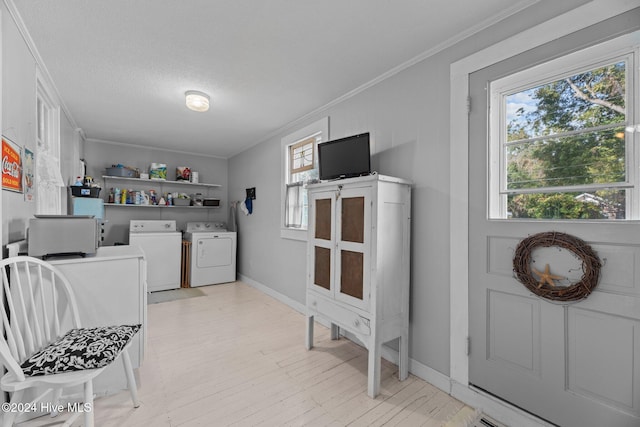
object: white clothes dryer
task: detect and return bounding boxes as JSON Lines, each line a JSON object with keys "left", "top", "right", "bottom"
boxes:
{"left": 184, "top": 222, "right": 237, "bottom": 287}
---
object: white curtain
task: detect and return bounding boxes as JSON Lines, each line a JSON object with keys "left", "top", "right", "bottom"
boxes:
{"left": 285, "top": 182, "right": 303, "bottom": 228}
{"left": 36, "top": 151, "right": 64, "bottom": 214}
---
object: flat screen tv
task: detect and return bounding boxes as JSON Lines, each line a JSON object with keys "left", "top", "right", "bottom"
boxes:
{"left": 318, "top": 133, "right": 371, "bottom": 181}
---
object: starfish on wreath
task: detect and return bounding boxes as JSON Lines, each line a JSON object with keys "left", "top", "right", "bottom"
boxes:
{"left": 532, "top": 264, "right": 564, "bottom": 288}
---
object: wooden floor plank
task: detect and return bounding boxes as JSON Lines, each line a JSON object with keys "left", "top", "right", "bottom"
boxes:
{"left": 16, "top": 281, "right": 473, "bottom": 427}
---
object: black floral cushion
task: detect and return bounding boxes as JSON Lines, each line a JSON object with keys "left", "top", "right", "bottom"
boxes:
{"left": 21, "top": 324, "right": 141, "bottom": 377}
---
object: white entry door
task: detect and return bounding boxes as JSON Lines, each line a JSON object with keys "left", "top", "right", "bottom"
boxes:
{"left": 467, "top": 27, "right": 640, "bottom": 427}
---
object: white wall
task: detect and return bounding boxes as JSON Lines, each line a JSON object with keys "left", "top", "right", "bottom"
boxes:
{"left": 1, "top": 1, "right": 81, "bottom": 249}
{"left": 1, "top": 0, "right": 230, "bottom": 248}
{"left": 228, "top": 0, "right": 599, "bottom": 376}
{"left": 2, "top": 1, "right": 36, "bottom": 245}
{"left": 83, "top": 139, "right": 229, "bottom": 244}
{"left": 1, "top": 0, "right": 616, "bottom": 380}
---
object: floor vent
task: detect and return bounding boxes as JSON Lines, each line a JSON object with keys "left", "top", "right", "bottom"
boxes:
{"left": 443, "top": 407, "right": 509, "bottom": 427}
{"left": 469, "top": 415, "right": 507, "bottom": 427}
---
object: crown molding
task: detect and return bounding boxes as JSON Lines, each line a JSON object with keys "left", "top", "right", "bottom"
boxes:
{"left": 3, "top": 0, "right": 78, "bottom": 130}
{"left": 85, "top": 137, "right": 228, "bottom": 160}
{"left": 246, "top": 0, "right": 540, "bottom": 152}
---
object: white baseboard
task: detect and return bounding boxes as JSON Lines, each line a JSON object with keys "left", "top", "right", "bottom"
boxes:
{"left": 239, "top": 273, "right": 452, "bottom": 394}
{"left": 238, "top": 273, "right": 548, "bottom": 427}
{"left": 239, "top": 273, "right": 307, "bottom": 314}
{"left": 408, "top": 356, "right": 453, "bottom": 394}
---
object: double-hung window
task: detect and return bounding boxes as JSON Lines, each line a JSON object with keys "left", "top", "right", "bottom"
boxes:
{"left": 285, "top": 135, "right": 318, "bottom": 228}
{"left": 489, "top": 32, "right": 639, "bottom": 220}
{"left": 281, "top": 117, "right": 328, "bottom": 240}
{"left": 36, "top": 74, "right": 63, "bottom": 215}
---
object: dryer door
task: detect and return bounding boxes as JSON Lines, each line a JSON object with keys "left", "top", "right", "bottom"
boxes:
{"left": 196, "top": 235, "right": 233, "bottom": 268}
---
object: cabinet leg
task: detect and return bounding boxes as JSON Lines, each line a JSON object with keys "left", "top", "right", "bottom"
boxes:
{"left": 367, "top": 344, "right": 381, "bottom": 398}
{"left": 305, "top": 315, "right": 314, "bottom": 350}
{"left": 399, "top": 333, "right": 409, "bottom": 381}
{"left": 330, "top": 323, "right": 340, "bottom": 340}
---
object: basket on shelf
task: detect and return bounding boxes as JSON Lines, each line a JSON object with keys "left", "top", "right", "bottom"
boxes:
{"left": 172, "top": 198, "right": 191, "bottom": 206}
{"left": 70, "top": 186, "right": 101, "bottom": 198}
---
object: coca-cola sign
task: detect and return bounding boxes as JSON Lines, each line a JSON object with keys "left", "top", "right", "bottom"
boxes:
{"left": 2, "top": 137, "right": 22, "bottom": 193}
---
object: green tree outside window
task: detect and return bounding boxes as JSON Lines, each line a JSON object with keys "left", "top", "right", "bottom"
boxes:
{"left": 504, "top": 61, "right": 627, "bottom": 219}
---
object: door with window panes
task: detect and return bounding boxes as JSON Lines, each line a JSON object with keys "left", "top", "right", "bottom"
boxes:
{"left": 468, "top": 30, "right": 640, "bottom": 427}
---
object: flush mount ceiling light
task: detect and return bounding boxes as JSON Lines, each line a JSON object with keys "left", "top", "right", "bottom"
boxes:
{"left": 185, "top": 90, "right": 210, "bottom": 112}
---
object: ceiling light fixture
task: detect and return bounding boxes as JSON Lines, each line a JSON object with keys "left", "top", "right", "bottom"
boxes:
{"left": 185, "top": 90, "right": 210, "bottom": 112}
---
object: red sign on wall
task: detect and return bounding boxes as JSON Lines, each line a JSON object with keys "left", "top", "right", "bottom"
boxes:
{"left": 2, "top": 137, "right": 23, "bottom": 193}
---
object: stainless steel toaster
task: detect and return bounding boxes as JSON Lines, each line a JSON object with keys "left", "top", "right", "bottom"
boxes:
{"left": 28, "top": 215, "right": 100, "bottom": 258}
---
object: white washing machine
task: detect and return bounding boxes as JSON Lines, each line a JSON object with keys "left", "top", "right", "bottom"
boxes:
{"left": 129, "top": 220, "right": 181, "bottom": 292}
{"left": 184, "top": 222, "right": 237, "bottom": 287}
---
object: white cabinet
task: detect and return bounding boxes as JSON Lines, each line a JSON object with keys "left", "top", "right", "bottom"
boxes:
{"left": 49, "top": 246, "right": 146, "bottom": 396}
{"left": 305, "top": 174, "right": 411, "bottom": 397}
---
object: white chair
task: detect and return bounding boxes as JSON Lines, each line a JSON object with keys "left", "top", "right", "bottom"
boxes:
{"left": 0, "top": 256, "right": 140, "bottom": 427}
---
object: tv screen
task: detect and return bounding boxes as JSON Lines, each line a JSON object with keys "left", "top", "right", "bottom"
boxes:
{"left": 318, "top": 133, "right": 371, "bottom": 181}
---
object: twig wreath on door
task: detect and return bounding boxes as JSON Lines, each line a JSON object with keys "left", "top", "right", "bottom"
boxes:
{"left": 513, "top": 231, "right": 601, "bottom": 302}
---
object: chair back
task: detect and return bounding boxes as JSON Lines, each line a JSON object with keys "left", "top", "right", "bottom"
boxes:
{"left": 0, "top": 256, "right": 81, "bottom": 381}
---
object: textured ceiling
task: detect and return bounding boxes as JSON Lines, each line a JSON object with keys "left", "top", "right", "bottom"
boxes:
{"left": 13, "top": 0, "right": 535, "bottom": 158}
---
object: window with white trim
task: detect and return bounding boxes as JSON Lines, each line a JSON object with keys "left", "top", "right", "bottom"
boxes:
{"left": 285, "top": 135, "right": 317, "bottom": 228}
{"left": 36, "top": 76, "right": 63, "bottom": 215}
{"left": 489, "top": 32, "right": 639, "bottom": 220}
{"left": 290, "top": 136, "right": 315, "bottom": 175}
{"left": 281, "top": 117, "right": 328, "bottom": 240}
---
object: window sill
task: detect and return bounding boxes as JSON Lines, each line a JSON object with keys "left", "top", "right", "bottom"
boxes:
{"left": 281, "top": 228, "right": 307, "bottom": 241}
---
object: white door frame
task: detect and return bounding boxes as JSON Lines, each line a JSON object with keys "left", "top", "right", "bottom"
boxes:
{"left": 0, "top": 8, "right": 3, "bottom": 253}
{"left": 449, "top": 0, "right": 640, "bottom": 422}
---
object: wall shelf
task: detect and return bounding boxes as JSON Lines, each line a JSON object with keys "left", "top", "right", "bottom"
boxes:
{"left": 102, "top": 175, "right": 222, "bottom": 208}
{"left": 104, "top": 203, "right": 220, "bottom": 209}
{"left": 102, "top": 175, "right": 221, "bottom": 188}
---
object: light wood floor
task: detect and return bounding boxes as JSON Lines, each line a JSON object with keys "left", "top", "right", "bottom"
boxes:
{"left": 17, "top": 281, "right": 475, "bottom": 427}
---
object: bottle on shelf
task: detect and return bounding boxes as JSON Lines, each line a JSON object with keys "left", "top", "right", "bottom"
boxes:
{"left": 103, "top": 176, "right": 220, "bottom": 208}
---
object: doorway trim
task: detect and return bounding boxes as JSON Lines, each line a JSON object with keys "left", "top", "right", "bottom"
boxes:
{"left": 0, "top": 8, "right": 3, "bottom": 251}
{"left": 449, "top": 0, "right": 639, "bottom": 423}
